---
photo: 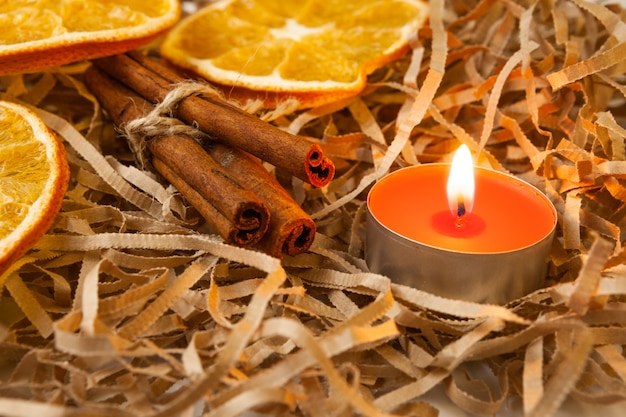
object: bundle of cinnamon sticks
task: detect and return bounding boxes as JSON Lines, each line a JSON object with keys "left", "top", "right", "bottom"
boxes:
{"left": 84, "top": 52, "right": 335, "bottom": 258}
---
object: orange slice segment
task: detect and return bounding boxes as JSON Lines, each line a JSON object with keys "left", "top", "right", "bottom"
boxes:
{"left": 160, "top": 0, "right": 429, "bottom": 108}
{"left": 0, "top": 101, "right": 69, "bottom": 275}
{"left": 0, "top": 0, "right": 181, "bottom": 75}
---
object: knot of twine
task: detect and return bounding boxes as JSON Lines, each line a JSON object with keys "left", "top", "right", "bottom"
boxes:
{"left": 122, "top": 80, "right": 224, "bottom": 169}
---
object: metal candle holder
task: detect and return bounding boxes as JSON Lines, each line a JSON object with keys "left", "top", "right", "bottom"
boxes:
{"left": 365, "top": 165, "right": 558, "bottom": 305}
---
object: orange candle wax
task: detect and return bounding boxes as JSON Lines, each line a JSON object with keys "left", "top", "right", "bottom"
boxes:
{"left": 367, "top": 165, "right": 556, "bottom": 254}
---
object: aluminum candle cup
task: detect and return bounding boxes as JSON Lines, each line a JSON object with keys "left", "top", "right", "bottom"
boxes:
{"left": 365, "top": 162, "right": 557, "bottom": 305}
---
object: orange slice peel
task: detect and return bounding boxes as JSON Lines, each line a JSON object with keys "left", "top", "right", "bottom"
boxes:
{"left": 160, "top": 0, "right": 429, "bottom": 108}
{"left": 0, "top": 0, "right": 181, "bottom": 75}
{"left": 0, "top": 101, "right": 69, "bottom": 276}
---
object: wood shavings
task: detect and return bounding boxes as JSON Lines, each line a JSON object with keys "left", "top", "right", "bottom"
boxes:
{"left": 3, "top": 0, "right": 626, "bottom": 416}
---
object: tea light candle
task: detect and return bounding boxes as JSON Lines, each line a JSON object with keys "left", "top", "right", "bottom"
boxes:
{"left": 365, "top": 145, "right": 557, "bottom": 304}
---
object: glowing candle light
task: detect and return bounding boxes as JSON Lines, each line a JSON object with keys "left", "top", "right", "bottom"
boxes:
{"left": 446, "top": 144, "right": 475, "bottom": 224}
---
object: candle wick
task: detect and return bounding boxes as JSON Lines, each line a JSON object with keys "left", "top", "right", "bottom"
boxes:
{"left": 457, "top": 200, "right": 466, "bottom": 218}
{"left": 455, "top": 199, "right": 466, "bottom": 229}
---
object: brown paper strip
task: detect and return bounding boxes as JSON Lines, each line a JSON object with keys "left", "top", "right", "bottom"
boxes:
{"left": 523, "top": 336, "right": 545, "bottom": 414}
{"left": 5, "top": 273, "right": 54, "bottom": 338}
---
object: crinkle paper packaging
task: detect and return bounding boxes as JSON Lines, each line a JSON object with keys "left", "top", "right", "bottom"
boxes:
{"left": 2, "top": 0, "right": 626, "bottom": 416}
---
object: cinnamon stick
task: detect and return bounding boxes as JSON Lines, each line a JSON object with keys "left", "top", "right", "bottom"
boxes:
{"left": 92, "top": 52, "right": 335, "bottom": 187}
{"left": 152, "top": 158, "right": 261, "bottom": 245}
{"left": 124, "top": 55, "right": 316, "bottom": 255}
{"left": 85, "top": 65, "right": 317, "bottom": 257}
{"left": 207, "top": 144, "right": 316, "bottom": 258}
{"left": 84, "top": 65, "right": 270, "bottom": 247}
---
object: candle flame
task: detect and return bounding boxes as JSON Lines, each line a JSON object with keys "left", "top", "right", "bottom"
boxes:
{"left": 447, "top": 144, "right": 475, "bottom": 219}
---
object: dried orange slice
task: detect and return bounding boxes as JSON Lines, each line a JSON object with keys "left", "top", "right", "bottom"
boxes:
{"left": 0, "top": 101, "right": 69, "bottom": 275}
{"left": 0, "top": 0, "right": 180, "bottom": 75}
{"left": 160, "top": 0, "right": 429, "bottom": 108}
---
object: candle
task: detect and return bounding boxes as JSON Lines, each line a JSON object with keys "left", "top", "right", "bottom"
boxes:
{"left": 365, "top": 146, "right": 557, "bottom": 304}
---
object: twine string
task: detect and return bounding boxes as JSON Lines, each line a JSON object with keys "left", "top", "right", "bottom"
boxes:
{"left": 121, "top": 80, "right": 224, "bottom": 168}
